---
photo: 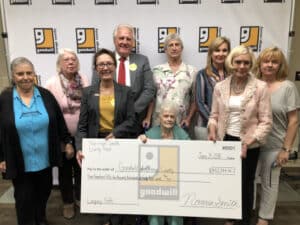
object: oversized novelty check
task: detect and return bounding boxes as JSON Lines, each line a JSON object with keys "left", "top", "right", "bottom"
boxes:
{"left": 81, "top": 139, "right": 242, "bottom": 219}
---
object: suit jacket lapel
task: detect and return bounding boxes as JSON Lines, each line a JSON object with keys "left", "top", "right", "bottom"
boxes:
{"left": 90, "top": 84, "right": 100, "bottom": 123}
{"left": 129, "top": 53, "right": 137, "bottom": 86}
{"left": 114, "top": 82, "right": 122, "bottom": 125}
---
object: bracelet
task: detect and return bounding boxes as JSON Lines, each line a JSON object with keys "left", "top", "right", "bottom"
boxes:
{"left": 281, "top": 147, "right": 290, "bottom": 152}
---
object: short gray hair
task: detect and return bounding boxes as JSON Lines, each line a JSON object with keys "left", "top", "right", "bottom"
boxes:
{"left": 10, "top": 57, "right": 35, "bottom": 73}
{"left": 10, "top": 57, "right": 35, "bottom": 86}
{"left": 164, "top": 33, "right": 183, "bottom": 51}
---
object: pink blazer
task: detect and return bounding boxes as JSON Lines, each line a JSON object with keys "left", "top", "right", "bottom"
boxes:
{"left": 208, "top": 74, "right": 272, "bottom": 148}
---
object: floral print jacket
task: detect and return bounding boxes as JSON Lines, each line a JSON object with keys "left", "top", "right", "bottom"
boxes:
{"left": 152, "top": 62, "right": 196, "bottom": 126}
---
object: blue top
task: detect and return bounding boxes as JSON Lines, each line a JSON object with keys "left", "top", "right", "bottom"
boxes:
{"left": 145, "top": 124, "right": 190, "bottom": 140}
{"left": 13, "top": 87, "right": 50, "bottom": 172}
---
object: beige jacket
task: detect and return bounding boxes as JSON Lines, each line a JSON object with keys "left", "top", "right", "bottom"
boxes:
{"left": 208, "top": 74, "right": 272, "bottom": 148}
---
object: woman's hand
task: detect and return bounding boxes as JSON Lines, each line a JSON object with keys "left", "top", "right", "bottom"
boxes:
{"left": 276, "top": 150, "right": 289, "bottom": 167}
{"left": 138, "top": 134, "right": 148, "bottom": 143}
{"left": 105, "top": 133, "right": 115, "bottom": 140}
{"left": 0, "top": 161, "right": 6, "bottom": 173}
{"left": 142, "top": 118, "right": 150, "bottom": 130}
{"left": 65, "top": 143, "right": 74, "bottom": 159}
{"left": 208, "top": 125, "right": 217, "bottom": 142}
{"left": 76, "top": 150, "right": 84, "bottom": 168}
{"left": 241, "top": 143, "right": 248, "bottom": 159}
{"left": 180, "top": 118, "right": 190, "bottom": 128}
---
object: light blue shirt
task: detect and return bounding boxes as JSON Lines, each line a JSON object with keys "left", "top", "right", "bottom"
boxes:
{"left": 13, "top": 87, "right": 50, "bottom": 172}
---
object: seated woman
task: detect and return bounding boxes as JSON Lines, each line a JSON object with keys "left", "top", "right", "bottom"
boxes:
{"left": 139, "top": 101, "right": 190, "bottom": 225}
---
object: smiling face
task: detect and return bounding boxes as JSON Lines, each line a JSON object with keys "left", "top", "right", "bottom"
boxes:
{"left": 13, "top": 63, "right": 36, "bottom": 92}
{"left": 232, "top": 53, "right": 251, "bottom": 79}
{"left": 260, "top": 56, "right": 280, "bottom": 80}
{"left": 114, "top": 27, "right": 134, "bottom": 58}
{"left": 59, "top": 51, "right": 79, "bottom": 77}
{"left": 160, "top": 109, "right": 176, "bottom": 130}
{"left": 211, "top": 42, "right": 229, "bottom": 67}
{"left": 95, "top": 53, "right": 116, "bottom": 81}
{"left": 165, "top": 39, "right": 183, "bottom": 60}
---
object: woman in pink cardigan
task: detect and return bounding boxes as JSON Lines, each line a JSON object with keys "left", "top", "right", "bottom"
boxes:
{"left": 208, "top": 45, "right": 272, "bottom": 225}
{"left": 45, "top": 48, "right": 89, "bottom": 219}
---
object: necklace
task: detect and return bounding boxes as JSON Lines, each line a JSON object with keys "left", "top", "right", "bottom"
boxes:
{"left": 230, "top": 77, "right": 248, "bottom": 95}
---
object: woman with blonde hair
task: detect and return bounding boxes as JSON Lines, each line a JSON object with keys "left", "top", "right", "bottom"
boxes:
{"left": 208, "top": 45, "right": 272, "bottom": 225}
{"left": 194, "top": 36, "right": 230, "bottom": 139}
{"left": 254, "top": 46, "right": 299, "bottom": 225}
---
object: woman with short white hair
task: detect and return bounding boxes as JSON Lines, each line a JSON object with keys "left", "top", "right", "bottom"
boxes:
{"left": 140, "top": 101, "right": 190, "bottom": 225}
{"left": 45, "top": 48, "right": 89, "bottom": 219}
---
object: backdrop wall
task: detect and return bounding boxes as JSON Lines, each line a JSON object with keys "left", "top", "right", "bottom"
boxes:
{"left": 0, "top": 0, "right": 294, "bottom": 85}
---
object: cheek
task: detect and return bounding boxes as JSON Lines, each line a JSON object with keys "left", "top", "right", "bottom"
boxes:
{"left": 261, "top": 64, "right": 270, "bottom": 71}
{"left": 274, "top": 65, "right": 280, "bottom": 72}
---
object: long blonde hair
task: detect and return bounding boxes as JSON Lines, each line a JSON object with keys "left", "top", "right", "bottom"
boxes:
{"left": 205, "top": 36, "right": 230, "bottom": 80}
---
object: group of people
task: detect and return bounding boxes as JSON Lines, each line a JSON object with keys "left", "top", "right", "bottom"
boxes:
{"left": 0, "top": 23, "right": 299, "bottom": 225}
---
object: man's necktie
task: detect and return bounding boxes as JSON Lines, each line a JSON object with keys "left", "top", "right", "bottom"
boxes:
{"left": 118, "top": 57, "right": 126, "bottom": 85}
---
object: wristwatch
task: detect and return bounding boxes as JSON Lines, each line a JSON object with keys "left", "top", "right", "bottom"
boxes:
{"left": 281, "top": 147, "right": 290, "bottom": 152}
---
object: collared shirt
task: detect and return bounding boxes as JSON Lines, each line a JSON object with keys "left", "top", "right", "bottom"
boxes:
{"left": 13, "top": 87, "right": 50, "bottom": 172}
{"left": 116, "top": 52, "right": 131, "bottom": 87}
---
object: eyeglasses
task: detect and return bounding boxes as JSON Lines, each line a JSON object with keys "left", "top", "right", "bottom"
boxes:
{"left": 96, "top": 62, "right": 115, "bottom": 68}
{"left": 233, "top": 60, "right": 251, "bottom": 66}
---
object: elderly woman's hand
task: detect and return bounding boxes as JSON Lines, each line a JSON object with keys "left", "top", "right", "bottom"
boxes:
{"left": 142, "top": 118, "right": 150, "bottom": 130}
{"left": 138, "top": 134, "right": 148, "bottom": 143}
{"left": 0, "top": 161, "right": 6, "bottom": 173}
{"left": 180, "top": 118, "right": 190, "bottom": 128}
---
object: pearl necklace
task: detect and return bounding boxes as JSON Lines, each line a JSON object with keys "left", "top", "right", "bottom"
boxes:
{"left": 230, "top": 77, "right": 248, "bottom": 95}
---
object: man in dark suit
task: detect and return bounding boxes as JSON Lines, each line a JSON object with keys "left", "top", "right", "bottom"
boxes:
{"left": 92, "top": 24, "right": 155, "bottom": 135}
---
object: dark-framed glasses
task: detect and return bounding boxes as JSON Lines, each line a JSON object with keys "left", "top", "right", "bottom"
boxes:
{"left": 96, "top": 62, "right": 115, "bottom": 69}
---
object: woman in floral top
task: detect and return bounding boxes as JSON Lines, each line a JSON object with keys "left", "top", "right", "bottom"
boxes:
{"left": 143, "top": 33, "right": 196, "bottom": 131}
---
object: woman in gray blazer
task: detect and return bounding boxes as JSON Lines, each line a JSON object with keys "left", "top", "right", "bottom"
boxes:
{"left": 75, "top": 48, "right": 137, "bottom": 225}
{"left": 75, "top": 48, "right": 137, "bottom": 153}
